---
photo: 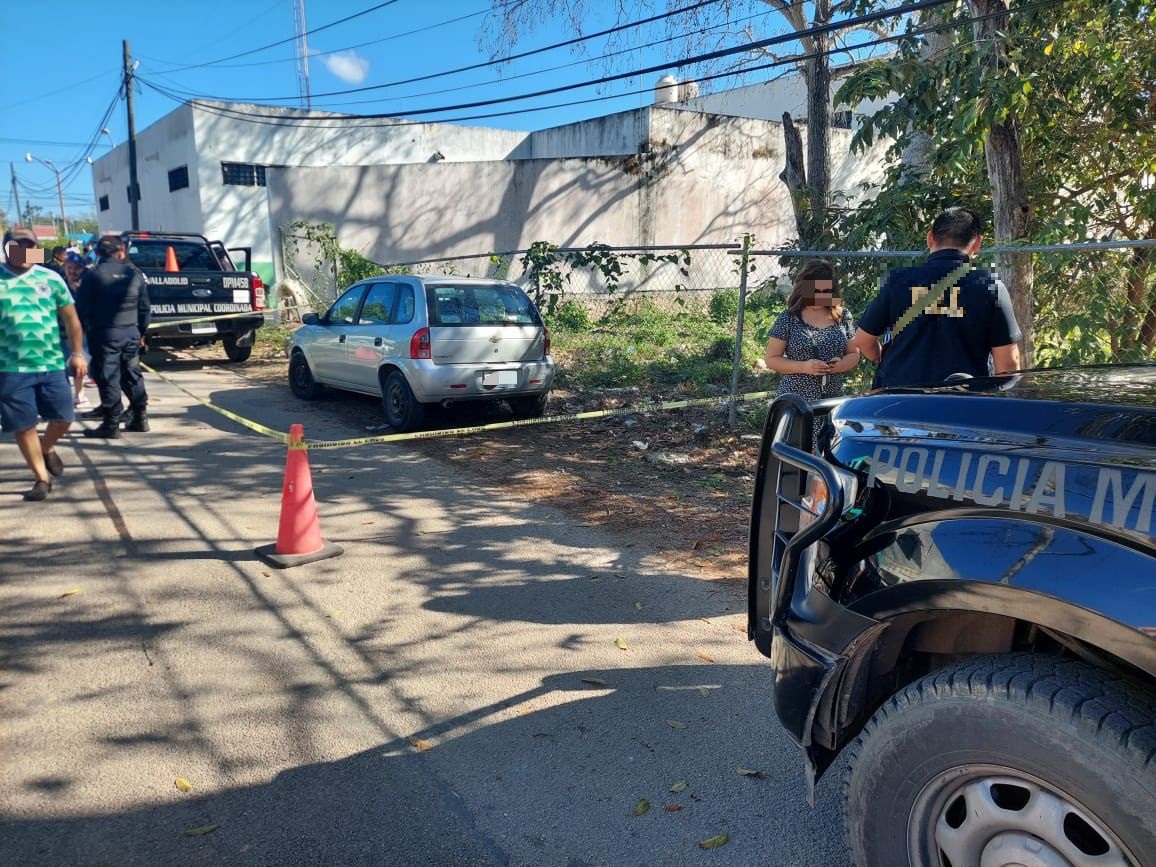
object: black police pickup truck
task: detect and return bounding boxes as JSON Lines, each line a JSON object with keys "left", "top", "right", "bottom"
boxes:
{"left": 122, "top": 231, "right": 267, "bottom": 362}
{"left": 749, "top": 363, "right": 1156, "bottom": 866}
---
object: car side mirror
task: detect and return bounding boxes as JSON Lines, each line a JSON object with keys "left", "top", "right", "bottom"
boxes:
{"left": 302, "top": 312, "right": 320, "bottom": 326}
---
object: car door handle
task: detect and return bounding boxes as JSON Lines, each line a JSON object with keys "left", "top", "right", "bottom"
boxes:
{"left": 338, "top": 335, "right": 346, "bottom": 343}
{"left": 374, "top": 337, "right": 383, "bottom": 346}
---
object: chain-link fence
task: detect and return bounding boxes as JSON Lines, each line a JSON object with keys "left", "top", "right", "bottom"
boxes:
{"left": 277, "top": 229, "right": 1155, "bottom": 418}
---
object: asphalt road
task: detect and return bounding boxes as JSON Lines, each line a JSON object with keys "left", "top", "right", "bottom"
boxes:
{"left": 0, "top": 356, "right": 851, "bottom": 866}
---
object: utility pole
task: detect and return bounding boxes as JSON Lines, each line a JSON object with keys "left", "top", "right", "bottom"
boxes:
{"left": 294, "top": 0, "right": 312, "bottom": 109}
{"left": 25, "top": 154, "right": 69, "bottom": 236}
{"left": 124, "top": 39, "right": 140, "bottom": 230}
{"left": 9, "top": 163, "right": 22, "bottom": 228}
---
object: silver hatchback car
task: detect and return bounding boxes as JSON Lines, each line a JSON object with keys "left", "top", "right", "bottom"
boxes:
{"left": 288, "top": 275, "right": 555, "bottom": 431}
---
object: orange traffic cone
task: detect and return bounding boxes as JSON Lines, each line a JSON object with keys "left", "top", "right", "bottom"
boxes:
{"left": 164, "top": 245, "right": 180, "bottom": 272}
{"left": 255, "top": 424, "right": 343, "bottom": 568}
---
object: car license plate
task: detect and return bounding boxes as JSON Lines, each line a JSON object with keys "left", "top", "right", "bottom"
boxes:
{"left": 191, "top": 322, "right": 217, "bottom": 335}
{"left": 483, "top": 370, "right": 518, "bottom": 387}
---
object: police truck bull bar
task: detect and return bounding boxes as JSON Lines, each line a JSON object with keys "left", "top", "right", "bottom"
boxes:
{"left": 748, "top": 394, "right": 849, "bottom": 652}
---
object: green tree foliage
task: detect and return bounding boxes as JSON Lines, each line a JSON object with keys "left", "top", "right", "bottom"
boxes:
{"left": 837, "top": 0, "right": 1156, "bottom": 361}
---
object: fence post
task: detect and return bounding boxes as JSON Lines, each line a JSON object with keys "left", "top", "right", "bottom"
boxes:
{"left": 728, "top": 233, "right": 752, "bottom": 429}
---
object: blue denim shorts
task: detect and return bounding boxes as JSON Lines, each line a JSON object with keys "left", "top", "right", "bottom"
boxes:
{"left": 0, "top": 371, "right": 75, "bottom": 433}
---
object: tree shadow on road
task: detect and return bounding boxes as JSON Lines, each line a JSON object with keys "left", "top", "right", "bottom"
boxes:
{"left": 0, "top": 663, "right": 851, "bottom": 867}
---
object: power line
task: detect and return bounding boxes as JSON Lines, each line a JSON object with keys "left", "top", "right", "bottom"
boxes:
{"left": 307, "top": 5, "right": 780, "bottom": 112}
{"left": 141, "top": 0, "right": 1043, "bottom": 133}
{"left": 137, "top": 0, "right": 286, "bottom": 68}
{"left": 147, "top": 1, "right": 777, "bottom": 114}
{"left": 143, "top": 5, "right": 493, "bottom": 72}
{"left": 149, "top": 0, "right": 734, "bottom": 103}
{"left": 154, "top": 0, "right": 405, "bottom": 73}
{"left": 144, "top": 0, "right": 955, "bottom": 124}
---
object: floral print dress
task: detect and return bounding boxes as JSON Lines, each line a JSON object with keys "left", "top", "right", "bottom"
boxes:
{"left": 770, "top": 309, "right": 856, "bottom": 401}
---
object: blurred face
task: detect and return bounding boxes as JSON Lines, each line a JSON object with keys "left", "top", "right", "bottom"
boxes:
{"left": 4, "top": 239, "right": 44, "bottom": 271}
{"left": 803, "top": 279, "right": 837, "bottom": 307}
{"left": 64, "top": 260, "right": 84, "bottom": 283}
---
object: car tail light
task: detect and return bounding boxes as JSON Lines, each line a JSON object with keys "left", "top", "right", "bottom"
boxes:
{"left": 410, "top": 327, "right": 431, "bottom": 359}
{"left": 543, "top": 326, "right": 551, "bottom": 357}
{"left": 251, "top": 275, "right": 266, "bottom": 310}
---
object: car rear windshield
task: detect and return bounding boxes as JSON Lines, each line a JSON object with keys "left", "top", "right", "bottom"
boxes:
{"left": 426, "top": 283, "right": 541, "bottom": 327}
{"left": 127, "top": 240, "right": 223, "bottom": 271}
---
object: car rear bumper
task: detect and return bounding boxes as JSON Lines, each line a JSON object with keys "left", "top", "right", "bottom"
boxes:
{"left": 405, "top": 358, "right": 555, "bottom": 402}
{"left": 148, "top": 315, "right": 265, "bottom": 342}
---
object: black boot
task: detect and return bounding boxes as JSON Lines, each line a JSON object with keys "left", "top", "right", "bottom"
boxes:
{"left": 80, "top": 406, "right": 106, "bottom": 419}
{"left": 123, "top": 408, "right": 150, "bottom": 433}
{"left": 84, "top": 414, "right": 122, "bottom": 439}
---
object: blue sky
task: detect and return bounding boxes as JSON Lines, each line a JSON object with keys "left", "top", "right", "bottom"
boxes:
{"left": 3, "top": 0, "right": 811, "bottom": 224}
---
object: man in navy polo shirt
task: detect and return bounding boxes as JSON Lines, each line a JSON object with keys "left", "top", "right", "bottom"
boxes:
{"left": 850, "top": 207, "right": 1022, "bottom": 389}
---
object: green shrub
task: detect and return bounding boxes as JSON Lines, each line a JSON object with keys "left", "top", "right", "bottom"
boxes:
{"left": 546, "top": 300, "right": 592, "bottom": 332}
{"left": 708, "top": 290, "right": 740, "bottom": 324}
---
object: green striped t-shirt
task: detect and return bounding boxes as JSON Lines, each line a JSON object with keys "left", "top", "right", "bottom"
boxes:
{"left": 0, "top": 264, "right": 75, "bottom": 373}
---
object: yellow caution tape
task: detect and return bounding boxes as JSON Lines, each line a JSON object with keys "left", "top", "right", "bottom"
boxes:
{"left": 141, "top": 362, "right": 289, "bottom": 444}
{"left": 141, "top": 359, "right": 772, "bottom": 450}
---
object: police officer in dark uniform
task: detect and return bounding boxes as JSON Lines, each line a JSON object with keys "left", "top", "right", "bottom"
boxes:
{"left": 76, "top": 235, "right": 151, "bottom": 438}
{"left": 850, "top": 207, "right": 1022, "bottom": 389}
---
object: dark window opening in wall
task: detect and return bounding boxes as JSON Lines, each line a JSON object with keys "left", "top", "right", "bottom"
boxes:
{"left": 221, "top": 162, "right": 266, "bottom": 187}
{"left": 168, "top": 165, "right": 190, "bottom": 192}
{"left": 832, "top": 110, "right": 853, "bottom": 130}
{"left": 99, "top": 195, "right": 110, "bottom": 212}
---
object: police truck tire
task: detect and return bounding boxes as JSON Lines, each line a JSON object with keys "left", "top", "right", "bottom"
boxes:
{"left": 222, "top": 334, "right": 252, "bottom": 363}
{"left": 843, "top": 653, "right": 1156, "bottom": 867}
{"left": 382, "top": 370, "right": 425, "bottom": 432}
{"left": 289, "top": 352, "right": 324, "bottom": 400}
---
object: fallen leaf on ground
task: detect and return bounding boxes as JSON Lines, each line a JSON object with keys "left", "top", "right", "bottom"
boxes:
{"left": 581, "top": 677, "right": 608, "bottom": 687}
{"left": 59, "top": 588, "right": 81, "bottom": 598}
{"left": 326, "top": 610, "right": 343, "bottom": 620}
{"left": 664, "top": 803, "right": 683, "bottom": 812}
{"left": 666, "top": 720, "right": 688, "bottom": 730}
{"left": 260, "top": 571, "right": 271, "bottom": 577}
{"left": 670, "top": 780, "right": 689, "bottom": 793}
{"left": 407, "top": 736, "right": 433, "bottom": 751}
{"left": 699, "top": 687, "right": 712, "bottom": 697}
{"left": 699, "top": 832, "right": 729, "bottom": 850}
{"left": 174, "top": 777, "right": 193, "bottom": 793}
{"left": 737, "top": 768, "right": 766, "bottom": 779}
{"left": 634, "top": 601, "right": 643, "bottom": 610}
{"left": 182, "top": 824, "right": 219, "bottom": 837}
{"left": 695, "top": 651, "right": 716, "bottom": 664}
{"left": 632, "top": 798, "right": 651, "bottom": 816}
{"left": 614, "top": 637, "right": 630, "bottom": 652}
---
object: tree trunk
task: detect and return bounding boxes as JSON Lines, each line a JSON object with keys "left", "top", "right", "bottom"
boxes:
{"left": 779, "top": 113, "right": 809, "bottom": 242}
{"left": 768, "top": 0, "right": 831, "bottom": 249}
{"left": 1130, "top": 240, "right": 1156, "bottom": 353}
{"left": 967, "top": 0, "right": 1035, "bottom": 367}
{"left": 902, "top": 4, "right": 957, "bottom": 173}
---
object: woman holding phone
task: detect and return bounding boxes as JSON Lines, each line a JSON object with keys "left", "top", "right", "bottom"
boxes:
{"left": 764, "top": 259, "right": 860, "bottom": 419}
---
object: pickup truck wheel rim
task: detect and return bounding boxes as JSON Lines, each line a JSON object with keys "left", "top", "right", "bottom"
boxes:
{"left": 910, "top": 765, "right": 1133, "bottom": 867}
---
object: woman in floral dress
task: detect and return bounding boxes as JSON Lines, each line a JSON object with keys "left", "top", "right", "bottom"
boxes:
{"left": 764, "top": 260, "right": 860, "bottom": 441}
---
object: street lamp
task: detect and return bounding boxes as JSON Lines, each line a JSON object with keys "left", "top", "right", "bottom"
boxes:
{"left": 25, "top": 152, "right": 68, "bottom": 237}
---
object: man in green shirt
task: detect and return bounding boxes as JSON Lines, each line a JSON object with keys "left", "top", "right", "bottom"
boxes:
{"left": 0, "top": 226, "right": 88, "bottom": 501}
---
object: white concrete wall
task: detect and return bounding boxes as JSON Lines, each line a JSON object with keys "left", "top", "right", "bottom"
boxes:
{"left": 92, "top": 101, "right": 533, "bottom": 278}
{"left": 267, "top": 107, "right": 889, "bottom": 290}
{"left": 527, "top": 110, "right": 650, "bottom": 159}
{"left": 92, "top": 104, "right": 203, "bottom": 236}
{"left": 682, "top": 70, "right": 892, "bottom": 129}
